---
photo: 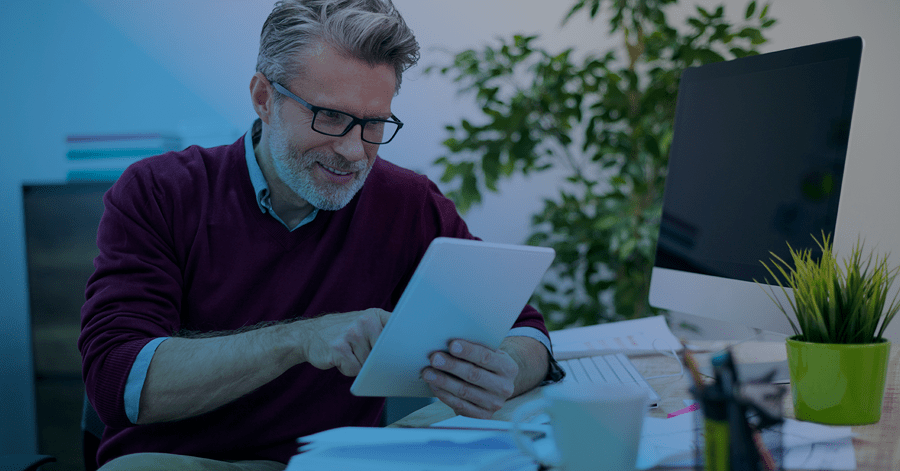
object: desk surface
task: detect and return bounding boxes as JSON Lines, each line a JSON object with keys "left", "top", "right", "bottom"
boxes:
{"left": 390, "top": 341, "right": 900, "bottom": 471}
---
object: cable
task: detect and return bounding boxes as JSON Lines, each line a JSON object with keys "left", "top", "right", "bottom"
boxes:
{"left": 642, "top": 338, "right": 686, "bottom": 380}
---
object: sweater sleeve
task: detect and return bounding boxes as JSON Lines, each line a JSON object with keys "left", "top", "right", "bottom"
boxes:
{"left": 78, "top": 161, "right": 188, "bottom": 429}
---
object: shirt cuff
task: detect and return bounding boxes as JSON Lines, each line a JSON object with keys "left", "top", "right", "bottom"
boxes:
{"left": 124, "top": 337, "right": 168, "bottom": 424}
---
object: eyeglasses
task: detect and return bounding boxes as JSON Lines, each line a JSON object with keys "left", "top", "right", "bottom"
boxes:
{"left": 271, "top": 82, "right": 403, "bottom": 145}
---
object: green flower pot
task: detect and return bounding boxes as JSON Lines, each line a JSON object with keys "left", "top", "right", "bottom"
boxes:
{"left": 786, "top": 336, "right": 891, "bottom": 425}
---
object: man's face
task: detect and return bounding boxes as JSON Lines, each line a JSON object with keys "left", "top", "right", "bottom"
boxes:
{"left": 266, "top": 43, "right": 397, "bottom": 211}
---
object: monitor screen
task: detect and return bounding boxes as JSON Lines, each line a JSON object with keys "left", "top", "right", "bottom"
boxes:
{"left": 649, "top": 37, "right": 863, "bottom": 335}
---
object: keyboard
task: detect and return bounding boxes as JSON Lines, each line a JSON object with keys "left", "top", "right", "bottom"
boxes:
{"left": 557, "top": 353, "right": 660, "bottom": 407}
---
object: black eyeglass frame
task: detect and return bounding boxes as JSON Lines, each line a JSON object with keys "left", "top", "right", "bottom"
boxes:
{"left": 271, "top": 82, "right": 403, "bottom": 144}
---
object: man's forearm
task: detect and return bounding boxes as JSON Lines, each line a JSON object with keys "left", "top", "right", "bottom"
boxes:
{"left": 135, "top": 308, "right": 390, "bottom": 424}
{"left": 500, "top": 336, "right": 549, "bottom": 397}
{"left": 137, "top": 322, "right": 299, "bottom": 424}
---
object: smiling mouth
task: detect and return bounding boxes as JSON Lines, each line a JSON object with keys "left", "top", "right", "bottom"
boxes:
{"left": 318, "top": 162, "right": 353, "bottom": 176}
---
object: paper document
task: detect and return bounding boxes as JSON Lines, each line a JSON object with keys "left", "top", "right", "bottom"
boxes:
{"left": 430, "top": 416, "right": 551, "bottom": 436}
{"left": 780, "top": 420, "right": 856, "bottom": 470}
{"left": 298, "top": 426, "right": 503, "bottom": 451}
{"left": 549, "top": 315, "right": 682, "bottom": 360}
{"left": 639, "top": 411, "right": 857, "bottom": 470}
{"left": 435, "top": 411, "right": 856, "bottom": 470}
{"left": 288, "top": 426, "right": 538, "bottom": 471}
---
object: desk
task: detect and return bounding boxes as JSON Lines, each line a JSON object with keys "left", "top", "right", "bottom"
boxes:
{"left": 391, "top": 341, "right": 900, "bottom": 470}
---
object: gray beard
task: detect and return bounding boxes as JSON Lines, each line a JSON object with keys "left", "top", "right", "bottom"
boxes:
{"left": 267, "top": 113, "right": 372, "bottom": 211}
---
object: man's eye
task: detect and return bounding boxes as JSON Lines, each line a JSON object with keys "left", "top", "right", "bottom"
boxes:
{"left": 320, "top": 110, "right": 345, "bottom": 121}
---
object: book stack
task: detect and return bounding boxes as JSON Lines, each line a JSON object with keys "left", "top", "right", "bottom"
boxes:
{"left": 65, "top": 133, "right": 181, "bottom": 181}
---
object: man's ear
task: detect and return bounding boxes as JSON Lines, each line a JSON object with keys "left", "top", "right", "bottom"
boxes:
{"left": 250, "top": 72, "right": 274, "bottom": 125}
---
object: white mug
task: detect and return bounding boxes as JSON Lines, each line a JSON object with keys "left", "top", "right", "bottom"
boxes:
{"left": 511, "top": 383, "right": 649, "bottom": 471}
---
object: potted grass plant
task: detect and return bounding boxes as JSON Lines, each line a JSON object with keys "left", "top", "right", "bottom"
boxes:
{"left": 759, "top": 232, "right": 899, "bottom": 425}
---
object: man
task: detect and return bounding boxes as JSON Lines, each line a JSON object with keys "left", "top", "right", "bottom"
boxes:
{"left": 79, "top": 1, "right": 558, "bottom": 470}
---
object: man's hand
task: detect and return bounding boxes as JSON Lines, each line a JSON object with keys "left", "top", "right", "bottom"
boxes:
{"left": 297, "top": 308, "right": 391, "bottom": 377}
{"left": 136, "top": 308, "right": 390, "bottom": 424}
{"left": 422, "top": 339, "right": 519, "bottom": 419}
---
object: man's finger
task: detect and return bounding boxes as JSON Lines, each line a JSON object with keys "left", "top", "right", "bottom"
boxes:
{"left": 331, "top": 341, "right": 363, "bottom": 376}
{"left": 374, "top": 308, "right": 392, "bottom": 326}
{"left": 347, "top": 314, "right": 384, "bottom": 366}
{"left": 447, "top": 339, "right": 516, "bottom": 377}
{"left": 423, "top": 366, "right": 505, "bottom": 412}
{"left": 425, "top": 374, "right": 496, "bottom": 419}
{"left": 447, "top": 339, "right": 492, "bottom": 365}
{"left": 430, "top": 352, "right": 500, "bottom": 393}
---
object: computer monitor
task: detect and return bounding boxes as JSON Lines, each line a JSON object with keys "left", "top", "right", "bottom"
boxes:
{"left": 649, "top": 37, "right": 864, "bottom": 336}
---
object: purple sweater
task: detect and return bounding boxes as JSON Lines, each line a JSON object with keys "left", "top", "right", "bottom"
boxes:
{"left": 79, "top": 135, "right": 550, "bottom": 465}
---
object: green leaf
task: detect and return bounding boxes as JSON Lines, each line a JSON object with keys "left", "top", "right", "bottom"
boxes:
{"left": 590, "top": 0, "right": 600, "bottom": 18}
{"left": 739, "top": 27, "right": 766, "bottom": 45}
{"left": 482, "top": 151, "right": 501, "bottom": 192}
{"left": 730, "top": 47, "right": 750, "bottom": 58}
{"left": 687, "top": 17, "right": 706, "bottom": 31}
{"left": 745, "top": 0, "right": 757, "bottom": 19}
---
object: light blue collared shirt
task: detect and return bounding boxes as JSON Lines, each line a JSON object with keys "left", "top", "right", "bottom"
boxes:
{"left": 122, "top": 130, "right": 554, "bottom": 423}
{"left": 243, "top": 128, "right": 320, "bottom": 231}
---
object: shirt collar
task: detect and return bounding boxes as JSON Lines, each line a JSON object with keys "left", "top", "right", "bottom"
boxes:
{"left": 243, "top": 127, "right": 320, "bottom": 230}
{"left": 244, "top": 129, "right": 271, "bottom": 214}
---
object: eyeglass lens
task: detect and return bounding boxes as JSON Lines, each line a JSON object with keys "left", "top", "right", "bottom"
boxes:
{"left": 313, "top": 110, "right": 398, "bottom": 144}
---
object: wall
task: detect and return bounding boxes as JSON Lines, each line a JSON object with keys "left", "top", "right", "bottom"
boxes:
{"left": 0, "top": 0, "right": 238, "bottom": 454}
{"left": 2, "top": 0, "right": 898, "bottom": 454}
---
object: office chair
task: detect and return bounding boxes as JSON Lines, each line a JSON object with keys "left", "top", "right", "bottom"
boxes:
{"left": 0, "top": 454, "right": 56, "bottom": 471}
{"left": 82, "top": 394, "right": 105, "bottom": 471}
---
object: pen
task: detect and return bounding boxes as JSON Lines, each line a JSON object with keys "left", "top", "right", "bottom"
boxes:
{"left": 667, "top": 403, "right": 699, "bottom": 418}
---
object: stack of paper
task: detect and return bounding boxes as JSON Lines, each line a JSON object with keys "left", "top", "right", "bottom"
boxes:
{"left": 286, "top": 427, "right": 539, "bottom": 471}
{"left": 435, "top": 412, "right": 856, "bottom": 470}
{"left": 549, "top": 315, "right": 683, "bottom": 360}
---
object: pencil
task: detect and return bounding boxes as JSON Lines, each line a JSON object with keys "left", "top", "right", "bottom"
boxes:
{"left": 683, "top": 349, "right": 706, "bottom": 390}
{"left": 752, "top": 429, "right": 778, "bottom": 471}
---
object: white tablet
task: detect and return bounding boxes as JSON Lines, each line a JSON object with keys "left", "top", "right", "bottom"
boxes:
{"left": 350, "top": 237, "right": 555, "bottom": 397}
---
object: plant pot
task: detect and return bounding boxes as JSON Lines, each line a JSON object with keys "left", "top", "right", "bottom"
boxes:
{"left": 785, "top": 336, "right": 891, "bottom": 425}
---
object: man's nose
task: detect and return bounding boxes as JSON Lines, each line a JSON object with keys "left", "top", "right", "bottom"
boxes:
{"left": 334, "top": 124, "right": 368, "bottom": 162}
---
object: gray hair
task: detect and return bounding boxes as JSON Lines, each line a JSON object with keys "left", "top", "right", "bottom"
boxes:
{"left": 256, "top": 0, "right": 420, "bottom": 95}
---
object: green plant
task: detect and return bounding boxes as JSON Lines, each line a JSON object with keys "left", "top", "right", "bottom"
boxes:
{"left": 431, "top": 0, "right": 776, "bottom": 329}
{"left": 759, "top": 233, "right": 900, "bottom": 344}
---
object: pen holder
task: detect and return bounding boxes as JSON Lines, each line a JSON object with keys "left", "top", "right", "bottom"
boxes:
{"left": 691, "top": 381, "right": 786, "bottom": 471}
